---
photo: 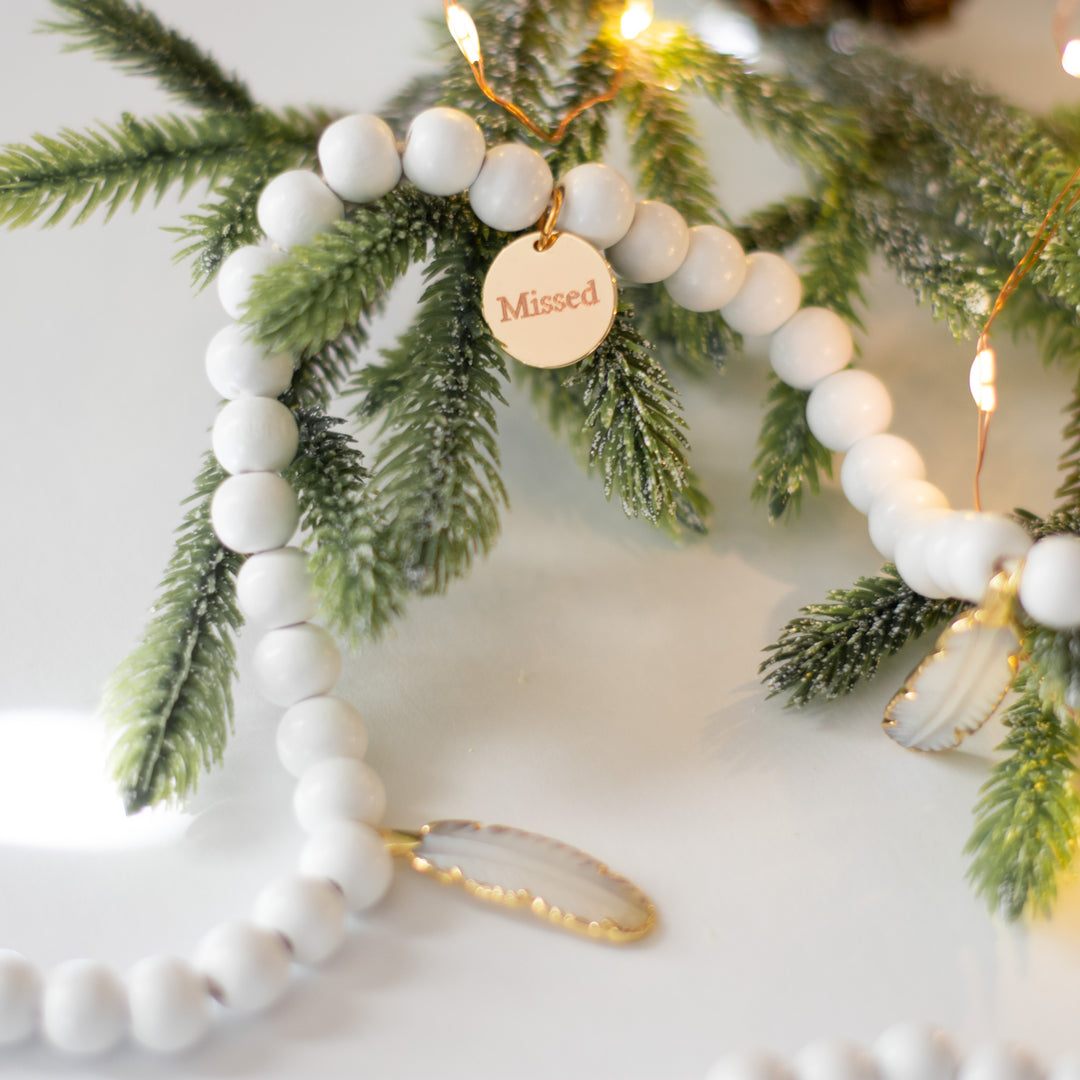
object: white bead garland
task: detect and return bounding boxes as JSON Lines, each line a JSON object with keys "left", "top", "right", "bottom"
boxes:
{"left": 0, "top": 951, "right": 39, "bottom": 1046}
{"left": 254, "top": 876, "right": 347, "bottom": 966}
{"left": 805, "top": 369, "right": 893, "bottom": 453}
{"left": 236, "top": 546, "right": 318, "bottom": 628}
{"left": 256, "top": 169, "right": 345, "bottom": 251}
{"left": 401, "top": 107, "right": 486, "bottom": 196}
{"left": 217, "top": 245, "right": 289, "bottom": 321}
{"left": 317, "top": 113, "right": 402, "bottom": 205}
{"left": 606, "top": 200, "right": 690, "bottom": 283}
{"left": 868, "top": 479, "right": 950, "bottom": 562}
{"left": 1018, "top": 535, "right": 1080, "bottom": 629}
{"left": 664, "top": 225, "right": 747, "bottom": 312}
{"left": 210, "top": 471, "right": 300, "bottom": 554}
{"left": 205, "top": 323, "right": 294, "bottom": 401}
{"left": 293, "top": 756, "right": 387, "bottom": 831}
{"left": 211, "top": 396, "right": 300, "bottom": 475}
{"left": 41, "top": 960, "right": 128, "bottom": 1055}
{"left": 840, "top": 434, "right": 927, "bottom": 516}
{"left": 299, "top": 820, "right": 395, "bottom": 911}
{"left": 126, "top": 955, "right": 211, "bottom": 1054}
{"left": 872, "top": 1023, "right": 960, "bottom": 1080}
{"left": 194, "top": 922, "right": 291, "bottom": 1014}
{"left": 720, "top": 251, "right": 802, "bottom": 337}
{"left": 469, "top": 142, "right": 554, "bottom": 233}
{"left": 558, "top": 162, "right": 636, "bottom": 249}
{"left": 276, "top": 695, "right": 369, "bottom": 778}
{"left": 253, "top": 622, "right": 343, "bottom": 707}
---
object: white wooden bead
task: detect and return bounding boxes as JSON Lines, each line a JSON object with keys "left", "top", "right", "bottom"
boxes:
{"left": 317, "top": 113, "right": 401, "bottom": 204}
{"left": 253, "top": 623, "right": 342, "bottom": 707}
{"left": 42, "top": 960, "right": 127, "bottom": 1055}
{"left": 920, "top": 511, "right": 974, "bottom": 598}
{"left": 257, "top": 170, "right": 344, "bottom": 250}
{"left": 210, "top": 472, "right": 299, "bottom": 555}
{"left": 873, "top": 1023, "right": 959, "bottom": 1080}
{"left": 205, "top": 323, "right": 293, "bottom": 401}
{"left": 299, "top": 821, "right": 394, "bottom": 911}
{"left": 720, "top": 252, "right": 803, "bottom": 336}
{"left": 294, "top": 756, "right": 386, "bottom": 831}
{"left": 841, "top": 434, "right": 927, "bottom": 515}
{"left": 254, "top": 876, "right": 347, "bottom": 965}
{"left": 806, "top": 369, "right": 893, "bottom": 453}
{"left": 277, "top": 695, "right": 369, "bottom": 778}
{"left": 236, "top": 546, "right": 317, "bottom": 628}
{"left": 212, "top": 397, "right": 299, "bottom": 475}
{"left": 0, "top": 951, "right": 40, "bottom": 1046}
{"left": 401, "top": 107, "right": 486, "bottom": 195}
{"left": 1050, "top": 1054, "right": 1080, "bottom": 1080}
{"left": 606, "top": 200, "right": 690, "bottom": 283}
{"left": 894, "top": 509, "right": 953, "bottom": 599}
{"left": 868, "top": 479, "right": 949, "bottom": 561}
{"left": 946, "top": 513, "right": 1032, "bottom": 604}
{"left": 557, "top": 162, "right": 635, "bottom": 249}
{"left": 1019, "top": 535, "right": 1080, "bottom": 630}
{"left": 217, "top": 245, "right": 288, "bottom": 321}
{"left": 195, "top": 922, "right": 291, "bottom": 1014}
{"left": 706, "top": 1050, "right": 796, "bottom": 1080}
{"left": 468, "top": 143, "right": 553, "bottom": 233}
{"left": 126, "top": 955, "right": 210, "bottom": 1054}
{"left": 663, "top": 225, "right": 747, "bottom": 312}
{"left": 959, "top": 1046, "right": 1046, "bottom": 1080}
{"left": 795, "top": 1039, "right": 881, "bottom": 1080}
{"left": 770, "top": 306, "right": 854, "bottom": 390}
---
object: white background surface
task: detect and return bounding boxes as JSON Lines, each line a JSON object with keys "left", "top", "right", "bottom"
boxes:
{"left": 0, "top": 0, "right": 1079, "bottom": 1076}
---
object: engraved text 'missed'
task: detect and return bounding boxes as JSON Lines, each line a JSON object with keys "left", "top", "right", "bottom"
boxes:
{"left": 497, "top": 279, "right": 601, "bottom": 323}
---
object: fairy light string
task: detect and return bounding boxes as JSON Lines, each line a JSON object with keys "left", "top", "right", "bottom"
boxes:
{"left": 442, "top": 0, "right": 652, "bottom": 144}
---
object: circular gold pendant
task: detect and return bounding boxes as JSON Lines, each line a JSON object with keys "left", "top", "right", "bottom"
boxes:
{"left": 481, "top": 232, "right": 618, "bottom": 369}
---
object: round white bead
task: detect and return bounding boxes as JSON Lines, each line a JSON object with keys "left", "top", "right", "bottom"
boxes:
{"left": 294, "top": 756, "right": 386, "bottom": 831}
{"left": 401, "top": 107, "right": 486, "bottom": 196}
{"left": 1050, "top": 1054, "right": 1080, "bottom": 1080}
{"left": 126, "top": 955, "right": 210, "bottom": 1054}
{"left": 42, "top": 960, "right": 127, "bottom": 1056}
{"left": 216, "top": 245, "right": 289, "bottom": 321}
{"left": 770, "top": 306, "right": 855, "bottom": 390}
{"left": 277, "top": 695, "right": 369, "bottom": 778}
{"left": 212, "top": 397, "right": 299, "bottom": 475}
{"left": 210, "top": 472, "right": 300, "bottom": 555}
{"left": 1019, "top": 535, "right": 1080, "bottom": 630}
{"left": 195, "top": 922, "right": 291, "bottom": 1014}
{"left": 205, "top": 323, "right": 293, "bottom": 401}
{"left": 841, "top": 434, "right": 927, "bottom": 515}
{"left": 663, "top": 225, "right": 747, "bottom": 312}
{"left": 959, "top": 1045, "right": 1045, "bottom": 1080}
{"left": 299, "top": 820, "right": 394, "bottom": 911}
{"left": 794, "top": 1039, "right": 881, "bottom": 1080}
{"left": 0, "top": 951, "right": 40, "bottom": 1047}
{"left": 468, "top": 143, "right": 553, "bottom": 233}
{"left": 257, "top": 170, "right": 344, "bottom": 251}
{"left": 254, "top": 875, "right": 348, "bottom": 966}
{"left": 706, "top": 1050, "right": 796, "bottom": 1080}
{"left": 606, "top": 200, "right": 690, "bottom": 283}
{"left": 720, "top": 251, "right": 803, "bottom": 337}
{"left": 894, "top": 509, "right": 953, "bottom": 599}
{"left": 253, "top": 623, "right": 342, "bottom": 707}
{"left": 236, "top": 546, "right": 317, "bottom": 628}
{"left": 920, "top": 511, "right": 974, "bottom": 598}
{"left": 317, "top": 113, "right": 402, "bottom": 204}
{"left": 868, "top": 479, "right": 950, "bottom": 561}
{"left": 873, "top": 1023, "right": 959, "bottom": 1080}
{"left": 946, "top": 513, "right": 1033, "bottom": 604}
{"left": 557, "top": 162, "right": 635, "bottom": 249}
{"left": 806, "top": 369, "right": 893, "bottom": 453}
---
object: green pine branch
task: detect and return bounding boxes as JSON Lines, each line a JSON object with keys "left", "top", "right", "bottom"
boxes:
{"left": 735, "top": 195, "right": 822, "bottom": 254}
{"left": 104, "top": 453, "right": 242, "bottom": 813}
{"left": 286, "top": 409, "right": 407, "bottom": 644}
{"left": 1055, "top": 371, "right": 1080, "bottom": 510}
{"left": 965, "top": 668, "right": 1080, "bottom": 921}
{"left": 760, "top": 567, "right": 965, "bottom": 707}
{"left": 42, "top": 0, "right": 254, "bottom": 114}
{"left": 244, "top": 187, "right": 458, "bottom": 359}
{"left": 354, "top": 241, "right": 509, "bottom": 594}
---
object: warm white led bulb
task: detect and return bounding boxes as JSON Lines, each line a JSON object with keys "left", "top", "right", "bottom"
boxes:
{"left": 969, "top": 346, "right": 998, "bottom": 413}
{"left": 620, "top": 0, "right": 654, "bottom": 41}
{"left": 446, "top": 2, "right": 481, "bottom": 64}
{"left": 1064, "top": 38, "right": 1080, "bottom": 76}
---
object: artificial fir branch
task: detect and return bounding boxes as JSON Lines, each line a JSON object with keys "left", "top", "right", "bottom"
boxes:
{"left": 104, "top": 453, "right": 242, "bottom": 813}
{"left": 41, "top": 0, "right": 254, "bottom": 114}
{"left": 286, "top": 409, "right": 407, "bottom": 643}
{"left": 1055, "top": 372, "right": 1080, "bottom": 510}
{"left": 965, "top": 669, "right": 1080, "bottom": 921}
{"left": 625, "top": 282, "right": 736, "bottom": 378}
{"left": 760, "top": 568, "right": 965, "bottom": 707}
{"left": 735, "top": 195, "right": 822, "bottom": 254}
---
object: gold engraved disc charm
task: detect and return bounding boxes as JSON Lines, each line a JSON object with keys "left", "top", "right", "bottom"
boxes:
{"left": 482, "top": 228, "right": 618, "bottom": 369}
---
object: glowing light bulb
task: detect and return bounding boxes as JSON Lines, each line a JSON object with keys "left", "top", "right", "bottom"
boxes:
{"left": 446, "top": 1, "right": 481, "bottom": 64}
{"left": 1054, "top": 0, "right": 1080, "bottom": 75}
{"left": 620, "top": 0, "right": 654, "bottom": 41}
{"left": 1064, "top": 38, "right": 1080, "bottom": 76}
{"left": 969, "top": 346, "right": 998, "bottom": 414}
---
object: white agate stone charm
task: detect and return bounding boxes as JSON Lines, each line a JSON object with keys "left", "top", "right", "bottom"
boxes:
{"left": 317, "top": 113, "right": 402, "bottom": 204}
{"left": 663, "top": 225, "right": 746, "bottom": 312}
{"left": 557, "top": 162, "right": 635, "bottom": 249}
{"left": 402, "top": 107, "right": 486, "bottom": 195}
{"left": 606, "top": 200, "right": 690, "bottom": 283}
{"left": 469, "top": 143, "right": 553, "bottom": 232}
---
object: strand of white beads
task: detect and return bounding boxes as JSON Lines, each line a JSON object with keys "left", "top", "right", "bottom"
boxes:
{"left": 222, "top": 104, "right": 1080, "bottom": 628}
{"left": 0, "top": 226, "right": 395, "bottom": 1061}
{"left": 706, "top": 1022, "right": 1080, "bottom": 1080}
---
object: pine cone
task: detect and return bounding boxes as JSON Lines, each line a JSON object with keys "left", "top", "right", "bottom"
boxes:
{"left": 739, "top": 0, "right": 957, "bottom": 28}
